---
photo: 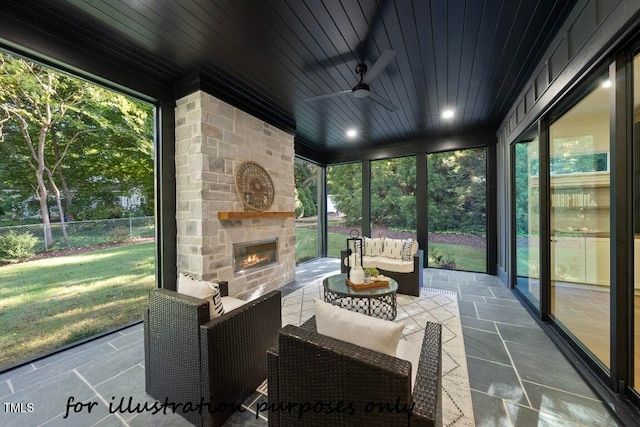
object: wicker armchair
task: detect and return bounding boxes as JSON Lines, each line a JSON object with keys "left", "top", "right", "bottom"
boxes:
{"left": 267, "top": 317, "right": 442, "bottom": 427}
{"left": 144, "top": 283, "right": 281, "bottom": 427}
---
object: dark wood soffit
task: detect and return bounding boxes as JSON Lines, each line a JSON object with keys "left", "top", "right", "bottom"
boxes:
{"left": 173, "top": 70, "right": 296, "bottom": 136}
{"left": 0, "top": 10, "right": 174, "bottom": 103}
{"left": 317, "top": 128, "right": 497, "bottom": 165}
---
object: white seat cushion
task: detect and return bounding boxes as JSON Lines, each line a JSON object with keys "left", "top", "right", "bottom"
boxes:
{"left": 314, "top": 298, "right": 404, "bottom": 356}
{"left": 376, "top": 257, "right": 414, "bottom": 273}
{"left": 344, "top": 254, "right": 378, "bottom": 269}
{"left": 221, "top": 296, "right": 247, "bottom": 312}
{"left": 396, "top": 339, "right": 421, "bottom": 390}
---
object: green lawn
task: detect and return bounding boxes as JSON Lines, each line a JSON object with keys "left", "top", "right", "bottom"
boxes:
{"left": 427, "top": 242, "right": 486, "bottom": 273}
{"left": 296, "top": 228, "right": 486, "bottom": 272}
{"left": 0, "top": 241, "right": 155, "bottom": 370}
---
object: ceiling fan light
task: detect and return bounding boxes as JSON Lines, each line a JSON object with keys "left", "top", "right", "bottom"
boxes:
{"left": 353, "top": 88, "right": 369, "bottom": 98}
{"left": 346, "top": 129, "right": 357, "bottom": 138}
{"left": 442, "top": 109, "right": 455, "bottom": 119}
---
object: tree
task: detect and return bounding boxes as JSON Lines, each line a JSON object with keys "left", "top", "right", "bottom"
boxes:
{"left": 428, "top": 148, "right": 486, "bottom": 235}
{"left": 327, "top": 149, "right": 487, "bottom": 236}
{"left": 371, "top": 157, "right": 416, "bottom": 231}
{"left": 294, "top": 158, "right": 318, "bottom": 218}
{"left": 0, "top": 54, "right": 91, "bottom": 246}
{"left": 327, "top": 163, "right": 362, "bottom": 226}
{"left": 0, "top": 53, "right": 154, "bottom": 247}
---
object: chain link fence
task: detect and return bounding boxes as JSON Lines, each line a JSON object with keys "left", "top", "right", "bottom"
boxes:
{"left": 0, "top": 216, "right": 154, "bottom": 252}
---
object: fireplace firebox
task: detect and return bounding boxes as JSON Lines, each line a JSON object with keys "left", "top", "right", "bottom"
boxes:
{"left": 233, "top": 238, "right": 278, "bottom": 275}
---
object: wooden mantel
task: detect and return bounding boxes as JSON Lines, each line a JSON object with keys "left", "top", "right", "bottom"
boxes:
{"left": 217, "top": 211, "right": 295, "bottom": 220}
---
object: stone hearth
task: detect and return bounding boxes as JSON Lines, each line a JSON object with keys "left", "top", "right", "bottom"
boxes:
{"left": 175, "top": 90, "right": 295, "bottom": 298}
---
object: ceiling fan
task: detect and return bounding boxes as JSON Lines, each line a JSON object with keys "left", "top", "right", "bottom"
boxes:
{"left": 303, "top": 49, "right": 398, "bottom": 112}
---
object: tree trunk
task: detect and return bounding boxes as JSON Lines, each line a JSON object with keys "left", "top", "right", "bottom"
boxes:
{"left": 51, "top": 132, "right": 74, "bottom": 220}
{"left": 36, "top": 173, "right": 53, "bottom": 249}
{"left": 46, "top": 168, "right": 69, "bottom": 247}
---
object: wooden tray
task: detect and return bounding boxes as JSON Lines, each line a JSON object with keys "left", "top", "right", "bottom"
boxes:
{"left": 346, "top": 278, "right": 390, "bottom": 290}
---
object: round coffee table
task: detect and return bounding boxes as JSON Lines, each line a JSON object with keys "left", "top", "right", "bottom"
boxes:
{"left": 322, "top": 273, "right": 398, "bottom": 320}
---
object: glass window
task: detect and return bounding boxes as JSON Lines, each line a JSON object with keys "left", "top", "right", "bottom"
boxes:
{"left": 427, "top": 148, "right": 487, "bottom": 272}
{"left": 0, "top": 52, "right": 155, "bottom": 369}
{"left": 549, "top": 74, "right": 611, "bottom": 368}
{"left": 326, "top": 162, "right": 362, "bottom": 257}
{"left": 514, "top": 137, "right": 540, "bottom": 307}
{"left": 294, "top": 157, "right": 320, "bottom": 263}
{"left": 371, "top": 157, "right": 417, "bottom": 241}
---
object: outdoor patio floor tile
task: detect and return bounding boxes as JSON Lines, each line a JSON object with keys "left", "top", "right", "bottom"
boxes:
{"left": 474, "top": 303, "right": 537, "bottom": 327}
{"left": 0, "top": 259, "right": 621, "bottom": 426}
{"left": 467, "top": 356, "right": 526, "bottom": 404}
{"left": 523, "top": 381, "right": 617, "bottom": 426}
{"left": 505, "top": 341, "right": 594, "bottom": 397}
{"left": 463, "top": 327, "right": 512, "bottom": 365}
{"left": 460, "top": 315, "right": 498, "bottom": 332}
{"left": 470, "top": 390, "right": 511, "bottom": 427}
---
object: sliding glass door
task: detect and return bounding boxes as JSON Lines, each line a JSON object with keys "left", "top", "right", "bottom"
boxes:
{"left": 549, "top": 75, "right": 611, "bottom": 368}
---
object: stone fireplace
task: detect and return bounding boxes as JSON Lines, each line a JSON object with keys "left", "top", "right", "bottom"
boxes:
{"left": 174, "top": 90, "right": 295, "bottom": 298}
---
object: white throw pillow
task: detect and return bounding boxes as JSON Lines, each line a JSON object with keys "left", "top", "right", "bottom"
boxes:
{"left": 177, "top": 273, "right": 225, "bottom": 319}
{"left": 364, "top": 237, "right": 385, "bottom": 257}
{"left": 314, "top": 298, "right": 404, "bottom": 356}
{"left": 382, "top": 238, "right": 404, "bottom": 260}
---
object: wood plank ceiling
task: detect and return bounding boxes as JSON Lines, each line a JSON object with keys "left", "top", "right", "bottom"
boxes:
{"left": 0, "top": 0, "right": 576, "bottom": 163}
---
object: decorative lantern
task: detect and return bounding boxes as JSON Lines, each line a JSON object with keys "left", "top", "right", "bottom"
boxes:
{"left": 346, "top": 229, "right": 363, "bottom": 276}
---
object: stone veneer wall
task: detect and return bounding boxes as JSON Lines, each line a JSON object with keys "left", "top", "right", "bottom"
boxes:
{"left": 175, "top": 90, "right": 295, "bottom": 298}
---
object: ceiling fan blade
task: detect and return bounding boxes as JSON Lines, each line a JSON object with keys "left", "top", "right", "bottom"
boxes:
{"left": 303, "top": 90, "right": 352, "bottom": 102}
{"left": 368, "top": 91, "right": 398, "bottom": 112}
{"left": 362, "top": 49, "right": 396, "bottom": 84}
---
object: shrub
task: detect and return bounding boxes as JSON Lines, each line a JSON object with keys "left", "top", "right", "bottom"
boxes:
{"left": 429, "top": 247, "right": 457, "bottom": 270}
{"left": 0, "top": 231, "right": 38, "bottom": 263}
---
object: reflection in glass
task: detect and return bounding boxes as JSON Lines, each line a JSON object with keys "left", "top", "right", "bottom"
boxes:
{"left": 427, "top": 148, "right": 487, "bottom": 272}
{"left": 514, "top": 138, "right": 540, "bottom": 307}
{"left": 632, "top": 54, "right": 640, "bottom": 390}
{"left": 550, "top": 78, "right": 610, "bottom": 368}
{"left": 326, "top": 163, "right": 362, "bottom": 257}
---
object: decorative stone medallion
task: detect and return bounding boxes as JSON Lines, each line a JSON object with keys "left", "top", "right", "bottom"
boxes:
{"left": 234, "top": 161, "right": 275, "bottom": 211}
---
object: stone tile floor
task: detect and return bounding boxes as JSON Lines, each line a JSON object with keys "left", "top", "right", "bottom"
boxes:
{"left": 0, "top": 258, "right": 620, "bottom": 426}
{"left": 427, "top": 268, "right": 619, "bottom": 426}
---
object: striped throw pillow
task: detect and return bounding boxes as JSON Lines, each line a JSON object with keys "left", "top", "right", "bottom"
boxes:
{"left": 211, "top": 287, "right": 225, "bottom": 317}
{"left": 401, "top": 238, "right": 416, "bottom": 261}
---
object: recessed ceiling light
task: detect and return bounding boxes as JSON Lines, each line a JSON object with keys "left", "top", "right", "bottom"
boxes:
{"left": 442, "top": 109, "right": 455, "bottom": 119}
{"left": 601, "top": 79, "right": 612, "bottom": 88}
{"left": 346, "top": 129, "right": 357, "bottom": 138}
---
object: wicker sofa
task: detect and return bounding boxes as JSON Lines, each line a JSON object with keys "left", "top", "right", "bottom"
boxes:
{"left": 267, "top": 316, "right": 442, "bottom": 426}
{"left": 144, "top": 282, "right": 281, "bottom": 427}
{"left": 341, "top": 237, "right": 424, "bottom": 296}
